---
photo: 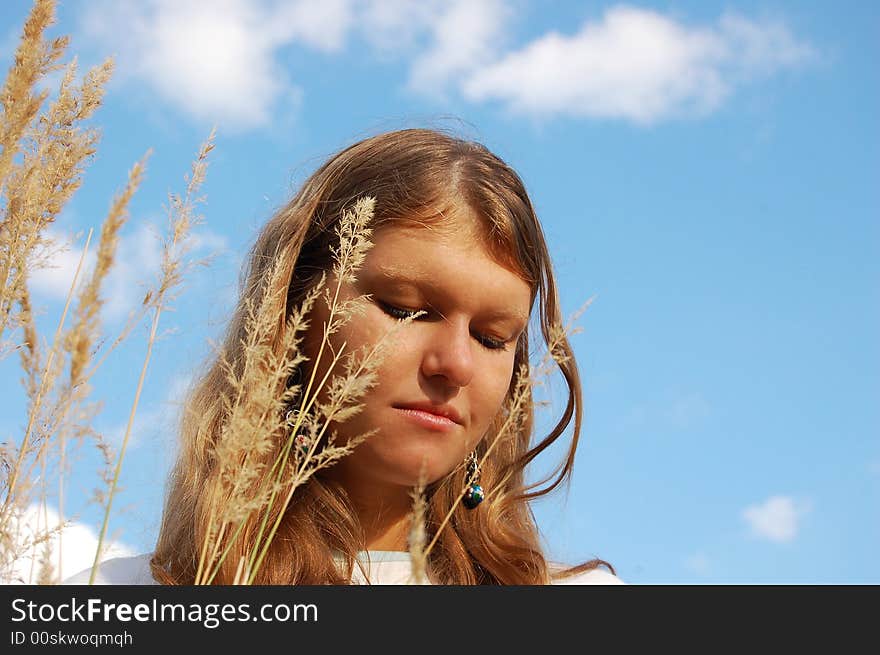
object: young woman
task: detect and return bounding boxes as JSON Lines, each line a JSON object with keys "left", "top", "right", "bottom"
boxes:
{"left": 66, "top": 128, "right": 621, "bottom": 585}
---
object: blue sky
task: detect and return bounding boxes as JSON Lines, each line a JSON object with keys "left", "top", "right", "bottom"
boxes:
{"left": 1, "top": 0, "right": 877, "bottom": 584}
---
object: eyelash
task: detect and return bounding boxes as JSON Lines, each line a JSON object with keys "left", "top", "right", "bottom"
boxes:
{"left": 379, "top": 302, "right": 511, "bottom": 352}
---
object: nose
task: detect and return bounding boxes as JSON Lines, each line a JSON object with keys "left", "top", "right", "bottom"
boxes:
{"left": 420, "top": 316, "right": 475, "bottom": 389}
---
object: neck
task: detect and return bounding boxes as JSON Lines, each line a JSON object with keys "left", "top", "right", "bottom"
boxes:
{"left": 356, "top": 491, "right": 414, "bottom": 551}
{"left": 324, "top": 471, "right": 415, "bottom": 552}
{"left": 362, "top": 514, "right": 410, "bottom": 551}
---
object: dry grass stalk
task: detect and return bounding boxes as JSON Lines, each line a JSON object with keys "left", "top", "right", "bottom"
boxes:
{"left": 1, "top": 2, "right": 115, "bottom": 579}
{"left": 192, "top": 197, "right": 341, "bottom": 582}
{"left": 407, "top": 460, "right": 429, "bottom": 584}
{"left": 0, "top": 51, "right": 113, "bottom": 344}
{"left": 3, "top": 153, "right": 148, "bottom": 582}
{"left": 191, "top": 249, "right": 323, "bottom": 584}
{"left": 0, "top": 0, "right": 67, "bottom": 194}
{"left": 66, "top": 155, "right": 150, "bottom": 386}
{"left": 232, "top": 555, "right": 248, "bottom": 586}
{"left": 0, "top": 228, "right": 91, "bottom": 583}
{"left": 16, "top": 281, "right": 41, "bottom": 404}
{"left": 55, "top": 155, "right": 148, "bottom": 579}
{"left": 244, "top": 208, "right": 427, "bottom": 584}
{"left": 89, "top": 131, "right": 215, "bottom": 584}
{"left": 0, "top": 0, "right": 168, "bottom": 584}
{"left": 1, "top": 505, "right": 66, "bottom": 584}
{"left": 194, "top": 197, "right": 425, "bottom": 585}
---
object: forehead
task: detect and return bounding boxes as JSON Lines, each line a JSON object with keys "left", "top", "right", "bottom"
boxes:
{"left": 368, "top": 214, "right": 518, "bottom": 277}
{"left": 372, "top": 205, "right": 525, "bottom": 276}
{"left": 363, "top": 222, "right": 532, "bottom": 321}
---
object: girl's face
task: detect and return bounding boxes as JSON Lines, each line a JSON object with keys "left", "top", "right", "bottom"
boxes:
{"left": 301, "top": 208, "right": 532, "bottom": 498}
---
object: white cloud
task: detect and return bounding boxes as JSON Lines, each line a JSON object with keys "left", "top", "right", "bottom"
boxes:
{"left": 717, "top": 13, "right": 813, "bottom": 75}
{"left": 29, "top": 225, "right": 158, "bottom": 322}
{"left": 405, "top": 0, "right": 513, "bottom": 98}
{"left": 30, "top": 223, "right": 227, "bottom": 325}
{"left": 461, "top": 5, "right": 814, "bottom": 123}
{"left": 2, "top": 503, "right": 135, "bottom": 584}
{"left": 358, "top": 0, "right": 441, "bottom": 55}
{"left": 78, "top": 0, "right": 510, "bottom": 123}
{"left": 742, "top": 495, "right": 811, "bottom": 543}
{"left": 77, "top": 2, "right": 812, "bottom": 127}
{"left": 271, "top": 0, "right": 354, "bottom": 53}
{"left": 80, "top": 0, "right": 356, "bottom": 130}
{"left": 29, "top": 228, "right": 97, "bottom": 303}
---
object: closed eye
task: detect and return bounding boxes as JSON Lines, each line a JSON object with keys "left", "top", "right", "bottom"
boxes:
{"left": 378, "top": 302, "right": 511, "bottom": 352}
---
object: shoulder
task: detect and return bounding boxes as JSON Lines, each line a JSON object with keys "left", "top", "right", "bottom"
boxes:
{"left": 549, "top": 564, "right": 626, "bottom": 585}
{"left": 62, "top": 553, "right": 158, "bottom": 585}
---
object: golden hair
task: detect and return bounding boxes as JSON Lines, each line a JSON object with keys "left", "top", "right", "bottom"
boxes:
{"left": 151, "top": 128, "right": 614, "bottom": 584}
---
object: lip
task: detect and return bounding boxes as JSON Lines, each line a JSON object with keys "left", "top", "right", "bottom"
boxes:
{"left": 394, "top": 407, "right": 459, "bottom": 432}
{"left": 393, "top": 402, "right": 463, "bottom": 425}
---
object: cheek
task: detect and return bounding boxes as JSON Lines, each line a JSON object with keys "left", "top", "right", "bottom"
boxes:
{"left": 471, "top": 358, "right": 517, "bottom": 432}
{"left": 301, "top": 300, "right": 381, "bottom": 388}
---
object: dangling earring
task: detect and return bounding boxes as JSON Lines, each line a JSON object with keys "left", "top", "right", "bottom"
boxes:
{"left": 462, "top": 451, "right": 484, "bottom": 509}
{"left": 285, "top": 367, "right": 310, "bottom": 458}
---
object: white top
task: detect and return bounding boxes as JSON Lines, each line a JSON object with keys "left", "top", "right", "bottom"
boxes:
{"left": 63, "top": 552, "right": 624, "bottom": 585}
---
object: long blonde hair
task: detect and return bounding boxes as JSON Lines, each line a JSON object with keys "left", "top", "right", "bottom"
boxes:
{"left": 152, "top": 128, "right": 614, "bottom": 584}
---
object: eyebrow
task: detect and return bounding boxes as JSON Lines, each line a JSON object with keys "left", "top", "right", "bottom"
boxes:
{"left": 373, "top": 266, "right": 529, "bottom": 324}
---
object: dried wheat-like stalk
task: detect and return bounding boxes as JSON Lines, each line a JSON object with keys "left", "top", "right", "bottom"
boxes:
{"left": 407, "top": 460, "right": 429, "bottom": 584}
{"left": 89, "top": 132, "right": 215, "bottom": 584}
{"left": 193, "top": 197, "right": 425, "bottom": 585}
{"left": 0, "top": 0, "right": 210, "bottom": 584}
{"left": 243, "top": 202, "right": 427, "bottom": 584}
{"left": 0, "top": 52, "right": 112, "bottom": 344}
{"left": 0, "top": 0, "right": 120, "bottom": 584}
{"left": 55, "top": 155, "right": 148, "bottom": 579}
{"left": 0, "top": 0, "right": 67, "bottom": 195}
{"left": 193, "top": 252, "right": 324, "bottom": 584}
{"left": 0, "top": 228, "right": 90, "bottom": 583}
{"left": 66, "top": 155, "right": 149, "bottom": 387}
{"left": 2, "top": 153, "right": 149, "bottom": 582}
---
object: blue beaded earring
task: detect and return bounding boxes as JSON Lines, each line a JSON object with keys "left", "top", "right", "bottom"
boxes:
{"left": 462, "top": 451, "right": 484, "bottom": 510}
